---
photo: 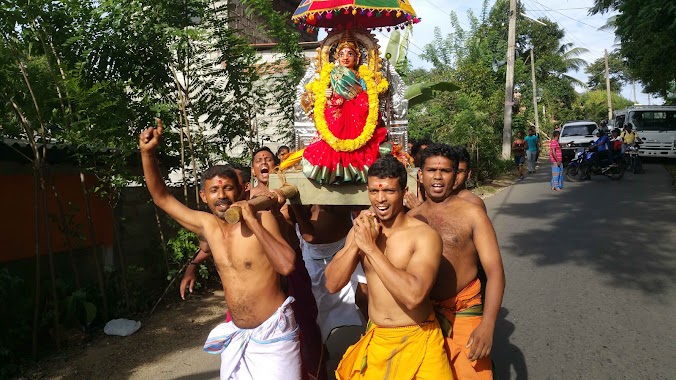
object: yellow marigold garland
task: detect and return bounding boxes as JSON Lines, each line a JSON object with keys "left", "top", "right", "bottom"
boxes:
{"left": 306, "top": 63, "right": 388, "bottom": 152}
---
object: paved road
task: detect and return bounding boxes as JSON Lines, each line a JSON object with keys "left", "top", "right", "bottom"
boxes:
{"left": 488, "top": 162, "right": 676, "bottom": 379}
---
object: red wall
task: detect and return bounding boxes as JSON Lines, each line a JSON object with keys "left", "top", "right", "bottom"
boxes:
{"left": 0, "top": 173, "right": 113, "bottom": 263}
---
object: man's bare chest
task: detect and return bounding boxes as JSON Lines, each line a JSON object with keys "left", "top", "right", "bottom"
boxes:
{"left": 426, "top": 213, "right": 472, "bottom": 254}
{"left": 204, "top": 225, "right": 267, "bottom": 273}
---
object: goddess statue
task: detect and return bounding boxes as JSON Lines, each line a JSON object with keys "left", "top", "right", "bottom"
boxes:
{"left": 298, "top": 29, "right": 389, "bottom": 184}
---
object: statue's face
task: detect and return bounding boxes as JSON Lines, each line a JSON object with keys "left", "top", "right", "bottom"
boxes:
{"left": 338, "top": 47, "right": 357, "bottom": 69}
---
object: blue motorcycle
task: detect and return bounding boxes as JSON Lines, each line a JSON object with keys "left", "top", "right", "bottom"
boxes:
{"left": 565, "top": 148, "right": 625, "bottom": 182}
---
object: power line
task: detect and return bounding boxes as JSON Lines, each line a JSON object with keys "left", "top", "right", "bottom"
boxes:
{"left": 417, "top": 0, "right": 473, "bottom": 31}
{"left": 530, "top": 0, "right": 614, "bottom": 35}
{"left": 523, "top": 0, "right": 604, "bottom": 54}
{"left": 524, "top": 7, "right": 589, "bottom": 11}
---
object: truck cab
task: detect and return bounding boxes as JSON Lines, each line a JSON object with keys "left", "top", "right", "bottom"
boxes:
{"left": 614, "top": 106, "right": 676, "bottom": 158}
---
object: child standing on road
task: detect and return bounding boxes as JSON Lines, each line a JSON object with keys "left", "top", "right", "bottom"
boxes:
{"left": 550, "top": 130, "right": 563, "bottom": 191}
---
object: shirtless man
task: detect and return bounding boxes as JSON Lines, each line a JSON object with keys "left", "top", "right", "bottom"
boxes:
{"left": 140, "top": 122, "right": 301, "bottom": 379}
{"left": 408, "top": 143, "right": 505, "bottom": 380}
{"left": 251, "top": 146, "right": 276, "bottom": 198}
{"left": 291, "top": 204, "right": 368, "bottom": 341}
{"left": 325, "top": 156, "right": 452, "bottom": 379}
{"left": 453, "top": 146, "right": 486, "bottom": 210}
{"left": 178, "top": 147, "right": 326, "bottom": 380}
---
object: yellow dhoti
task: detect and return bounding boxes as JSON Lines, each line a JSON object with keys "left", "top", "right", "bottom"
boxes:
{"left": 434, "top": 278, "right": 493, "bottom": 380}
{"left": 335, "top": 315, "right": 453, "bottom": 379}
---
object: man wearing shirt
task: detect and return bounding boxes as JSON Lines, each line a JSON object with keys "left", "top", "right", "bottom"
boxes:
{"left": 524, "top": 128, "right": 539, "bottom": 174}
{"left": 589, "top": 129, "right": 611, "bottom": 167}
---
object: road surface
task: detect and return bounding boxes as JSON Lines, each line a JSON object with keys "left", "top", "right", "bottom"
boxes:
{"left": 489, "top": 162, "right": 676, "bottom": 379}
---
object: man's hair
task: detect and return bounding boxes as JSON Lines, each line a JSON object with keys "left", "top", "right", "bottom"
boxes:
{"left": 455, "top": 146, "right": 471, "bottom": 170}
{"left": 253, "top": 146, "right": 278, "bottom": 165}
{"left": 552, "top": 130, "right": 560, "bottom": 138}
{"left": 200, "top": 165, "right": 241, "bottom": 192}
{"left": 516, "top": 130, "right": 525, "bottom": 136}
{"left": 420, "top": 143, "right": 459, "bottom": 171}
{"left": 230, "top": 163, "right": 252, "bottom": 184}
{"left": 368, "top": 156, "right": 407, "bottom": 190}
{"left": 411, "top": 137, "right": 432, "bottom": 157}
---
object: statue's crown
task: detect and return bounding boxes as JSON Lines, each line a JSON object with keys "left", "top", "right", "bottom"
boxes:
{"left": 334, "top": 30, "right": 361, "bottom": 62}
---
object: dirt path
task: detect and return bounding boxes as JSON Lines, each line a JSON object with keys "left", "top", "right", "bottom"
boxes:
{"left": 26, "top": 293, "right": 225, "bottom": 380}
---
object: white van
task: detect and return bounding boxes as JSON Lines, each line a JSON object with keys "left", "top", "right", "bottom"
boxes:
{"left": 559, "top": 121, "right": 598, "bottom": 161}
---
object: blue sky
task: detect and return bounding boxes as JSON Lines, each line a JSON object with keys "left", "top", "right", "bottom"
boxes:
{"left": 363, "top": 0, "right": 663, "bottom": 106}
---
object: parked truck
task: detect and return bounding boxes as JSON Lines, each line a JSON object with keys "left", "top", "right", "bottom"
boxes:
{"left": 614, "top": 105, "right": 676, "bottom": 158}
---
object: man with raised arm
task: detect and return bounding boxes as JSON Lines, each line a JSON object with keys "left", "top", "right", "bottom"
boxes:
{"left": 140, "top": 121, "right": 301, "bottom": 379}
{"left": 325, "top": 156, "right": 452, "bottom": 379}
{"left": 408, "top": 143, "right": 505, "bottom": 380}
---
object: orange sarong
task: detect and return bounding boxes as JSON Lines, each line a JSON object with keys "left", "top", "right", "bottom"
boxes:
{"left": 434, "top": 278, "right": 493, "bottom": 380}
{"left": 335, "top": 314, "right": 453, "bottom": 379}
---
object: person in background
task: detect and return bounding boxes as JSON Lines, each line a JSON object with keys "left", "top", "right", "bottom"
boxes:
{"left": 412, "top": 137, "right": 432, "bottom": 167}
{"left": 549, "top": 131, "right": 564, "bottom": 191}
{"left": 512, "top": 130, "right": 527, "bottom": 181}
{"left": 610, "top": 129, "right": 623, "bottom": 163}
{"left": 453, "top": 146, "right": 486, "bottom": 210}
{"left": 588, "top": 128, "right": 611, "bottom": 168}
{"left": 621, "top": 123, "right": 640, "bottom": 154}
{"left": 277, "top": 145, "right": 291, "bottom": 163}
{"left": 524, "top": 127, "right": 539, "bottom": 174}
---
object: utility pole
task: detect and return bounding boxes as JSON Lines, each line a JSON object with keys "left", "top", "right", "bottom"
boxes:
{"left": 530, "top": 48, "right": 540, "bottom": 133}
{"left": 502, "top": 0, "right": 517, "bottom": 160}
{"left": 604, "top": 49, "right": 613, "bottom": 122}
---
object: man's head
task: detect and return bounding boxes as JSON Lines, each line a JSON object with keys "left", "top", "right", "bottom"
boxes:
{"left": 611, "top": 129, "right": 620, "bottom": 138}
{"left": 419, "top": 143, "right": 458, "bottom": 202}
{"left": 277, "top": 145, "right": 290, "bottom": 162}
{"left": 516, "top": 130, "right": 525, "bottom": 138}
{"left": 454, "top": 146, "right": 472, "bottom": 191}
{"left": 252, "top": 147, "right": 275, "bottom": 186}
{"left": 625, "top": 123, "right": 633, "bottom": 131}
{"left": 412, "top": 137, "right": 432, "bottom": 167}
{"left": 230, "top": 163, "right": 252, "bottom": 194}
{"left": 199, "top": 165, "right": 242, "bottom": 220}
{"left": 595, "top": 129, "right": 602, "bottom": 137}
{"left": 552, "top": 130, "right": 560, "bottom": 140}
{"left": 528, "top": 127, "right": 536, "bottom": 136}
{"left": 367, "top": 156, "right": 407, "bottom": 222}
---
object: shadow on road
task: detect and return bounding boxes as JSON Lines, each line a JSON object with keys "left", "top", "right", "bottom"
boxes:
{"left": 493, "top": 307, "right": 528, "bottom": 380}
{"left": 172, "top": 370, "right": 221, "bottom": 380}
{"left": 490, "top": 163, "right": 676, "bottom": 298}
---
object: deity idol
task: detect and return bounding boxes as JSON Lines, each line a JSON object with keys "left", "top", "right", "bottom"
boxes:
{"left": 301, "top": 30, "right": 388, "bottom": 184}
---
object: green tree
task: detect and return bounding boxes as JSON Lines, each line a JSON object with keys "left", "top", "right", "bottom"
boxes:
{"left": 585, "top": 51, "right": 628, "bottom": 92}
{"left": 590, "top": 0, "right": 676, "bottom": 98}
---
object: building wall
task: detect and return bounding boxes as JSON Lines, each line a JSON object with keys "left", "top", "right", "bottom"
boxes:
{"left": 0, "top": 172, "right": 113, "bottom": 263}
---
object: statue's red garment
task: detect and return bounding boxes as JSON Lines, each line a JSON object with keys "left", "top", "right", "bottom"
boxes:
{"left": 303, "top": 91, "right": 386, "bottom": 184}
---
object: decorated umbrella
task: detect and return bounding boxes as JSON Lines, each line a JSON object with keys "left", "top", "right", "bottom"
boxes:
{"left": 292, "top": 0, "right": 420, "bottom": 32}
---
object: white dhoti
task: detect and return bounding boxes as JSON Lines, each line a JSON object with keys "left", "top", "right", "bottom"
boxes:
{"left": 299, "top": 234, "right": 363, "bottom": 342}
{"left": 203, "top": 296, "right": 300, "bottom": 380}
